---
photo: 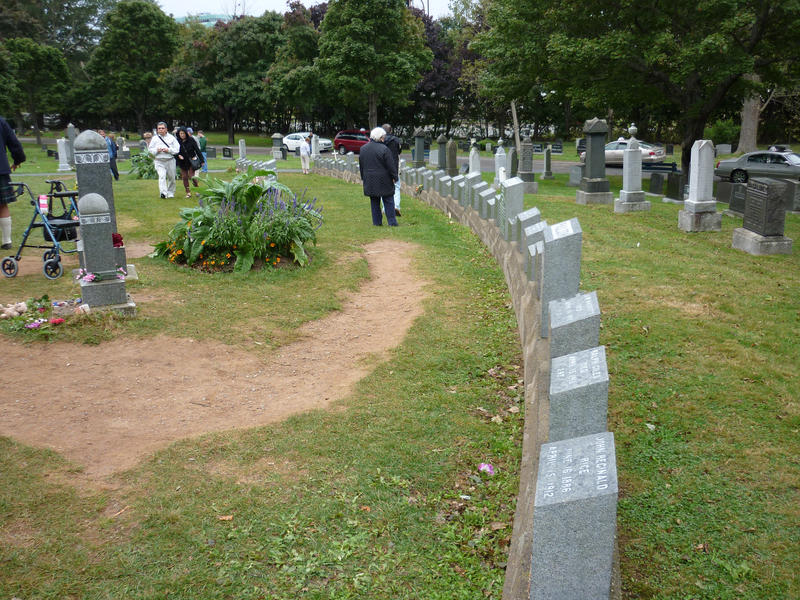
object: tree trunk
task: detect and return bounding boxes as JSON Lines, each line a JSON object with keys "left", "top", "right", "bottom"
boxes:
{"left": 368, "top": 92, "right": 377, "bottom": 130}
{"left": 226, "top": 106, "right": 235, "bottom": 144}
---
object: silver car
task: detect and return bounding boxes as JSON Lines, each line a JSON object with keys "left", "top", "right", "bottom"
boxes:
{"left": 580, "top": 138, "right": 666, "bottom": 165}
{"left": 714, "top": 150, "right": 800, "bottom": 183}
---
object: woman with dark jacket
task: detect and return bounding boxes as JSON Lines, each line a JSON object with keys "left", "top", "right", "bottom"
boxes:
{"left": 175, "top": 127, "right": 203, "bottom": 198}
{"left": 358, "top": 127, "right": 398, "bottom": 226}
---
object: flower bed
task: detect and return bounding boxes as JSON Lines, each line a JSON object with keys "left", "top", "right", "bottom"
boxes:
{"left": 153, "top": 168, "right": 323, "bottom": 273}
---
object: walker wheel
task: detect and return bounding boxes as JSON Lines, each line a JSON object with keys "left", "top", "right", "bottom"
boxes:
{"left": 43, "top": 258, "right": 63, "bottom": 279}
{"left": 2, "top": 256, "right": 18, "bottom": 278}
{"left": 43, "top": 249, "right": 57, "bottom": 262}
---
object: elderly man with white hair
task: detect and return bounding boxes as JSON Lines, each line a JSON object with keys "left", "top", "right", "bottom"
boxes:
{"left": 358, "top": 126, "right": 399, "bottom": 226}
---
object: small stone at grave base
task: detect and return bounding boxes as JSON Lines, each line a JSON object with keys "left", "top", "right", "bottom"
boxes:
{"left": 731, "top": 228, "right": 793, "bottom": 256}
{"left": 678, "top": 209, "right": 722, "bottom": 232}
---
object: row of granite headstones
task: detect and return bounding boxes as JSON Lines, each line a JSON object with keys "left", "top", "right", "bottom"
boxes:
{"left": 314, "top": 158, "right": 618, "bottom": 598}
{"left": 235, "top": 157, "right": 277, "bottom": 172}
{"left": 574, "top": 117, "right": 794, "bottom": 256}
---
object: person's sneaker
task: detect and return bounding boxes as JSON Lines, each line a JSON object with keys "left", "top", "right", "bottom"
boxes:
{"left": 1, "top": 242, "right": 12, "bottom": 250}
{"left": 160, "top": 193, "right": 166, "bottom": 199}
{"left": 395, "top": 208, "right": 401, "bottom": 217}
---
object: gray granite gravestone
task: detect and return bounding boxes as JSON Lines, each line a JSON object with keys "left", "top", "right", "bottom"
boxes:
{"left": 77, "top": 193, "right": 133, "bottom": 312}
{"left": 66, "top": 123, "right": 78, "bottom": 167}
{"left": 518, "top": 135, "right": 538, "bottom": 193}
{"left": 446, "top": 138, "right": 459, "bottom": 177}
{"left": 649, "top": 172, "right": 665, "bottom": 195}
{"left": 472, "top": 181, "right": 489, "bottom": 211}
{"left": 716, "top": 143, "right": 732, "bottom": 155}
{"left": 541, "top": 146, "right": 554, "bottom": 180}
{"left": 506, "top": 146, "right": 518, "bottom": 178}
{"left": 412, "top": 128, "right": 426, "bottom": 168}
{"left": 549, "top": 346, "right": 609, "bottom": 441}
{"left": 568, "top": 165, "right": 584, "bottom": 187}
{"left": 526, "top": 240, "right": 544, "bottom": 288}
{"left": 679, "top": 139, "right": 721, "bottom": 232}
{"left": 469, "top": 140, "right": 481, "bottom": 174}
{"left": 576, "top": 118, "right": 612, "bottom": 205}
{"left": 615, "top": 139, "right": 650, "bottom": 212}
{"left": 500, "top": 177, "right": 524, "bottom": 238}
{"left": 311, "top": 134, "right": 320, "bottom": 160}
{"left": 57, "top": 138, "right": 72, "bottom": 171}
{"left": 549, "top": 291, "right": 601, "bottom": 359}
{"left": 663, "top": 172, "right": 685, "bottom": 203}
{"left": 732, "top": 178, "right": 793, "bottom": 255}
{"left": 778, "top": 178, "right": 800, "bottom": 212}
{"left": 493, "top": 139, "right": 506, "bottom": 187}
{"left": 440, "top": 175, "right": 452, "bottom": 198}
{"left": 463, "top": 171, "right": 482, "bottom": 207}
{"left": 479, "top": 188, "right": 495, "bottom": 219}
{"left": 436, "top": 134, "right": 448, "bottom": 171}
{"left": 450, "top": 174, "right": 465, "bottom": 204}
{"left": 515, "top": 206, "right": 542, "bottom": 246}
{"left": 238, "top": 139, "right": 247, "bottom": 159}
{"left": 540, "top": 219, "right": 582, "bottom": 337}
{"left": 272, "top": 133, "right": 284, "bottom": 159}
{"left": 531, "top": 432, "right": 618, "bottom": 600}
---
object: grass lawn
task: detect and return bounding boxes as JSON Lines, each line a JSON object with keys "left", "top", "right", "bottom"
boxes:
{"left": 1, "top": 165, "right": 798, "bottom": 598}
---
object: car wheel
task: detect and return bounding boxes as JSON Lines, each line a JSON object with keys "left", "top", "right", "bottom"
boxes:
{"left": 338, "top": 145, "right": 346, "bottom": 155}
{"left": 731, "top": 169, "right": 748, "bottom": 183}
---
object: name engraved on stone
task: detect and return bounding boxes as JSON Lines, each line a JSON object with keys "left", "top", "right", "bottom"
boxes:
{"left": 75, "top": 152, "right": 110, "bottom": 164}
{"left": 548, "top": 346, "right": 608, "bottom": 441}
{"left": 80, "top": 214, "right": 112, "bottom": 226}
{"left": 550, "top": 220, "right": 574, "bottom": 238}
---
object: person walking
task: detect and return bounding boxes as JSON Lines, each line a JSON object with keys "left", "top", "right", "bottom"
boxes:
{"left": 197, "top": 130, "right": 208, "bottom": 174}
{"left": 175, "top": 127, "right": 203, "bottom": 198}
{"left": 359, "top": 127, "right": 398, "bottom": 226}
{"left": 148, "top": 121, "right": 179, "bottom": 198}
{"left": 300, "top": 135, "right": 311, "bottom": 174}
{"left": 381, "top": 123, "right": 402, "bottom": 216}
{"left": 99, "top": 130, "right": 119, "bottom": 181}
{"left": 0, "top": 116, "right": 25, "bottom": 249}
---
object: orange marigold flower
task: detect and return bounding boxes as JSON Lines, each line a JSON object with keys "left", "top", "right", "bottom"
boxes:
{"left": 226, "top": 253, "right": 231, "bottom": 258}
{"left": 270, "top": 242, "right": 276, "bottom": 247}
{"left": 276, "top": 257, "right": 280, "bottom": 262}
{"left": 201, "top": 240, "right": 206, "bottom": 245}
{"left": 177, "top": 249, "right": 183, "bottom": 254}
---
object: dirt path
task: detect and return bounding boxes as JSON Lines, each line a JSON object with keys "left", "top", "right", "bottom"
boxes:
{"left": 1, "top": 239, "right": 428, "bottom": 480}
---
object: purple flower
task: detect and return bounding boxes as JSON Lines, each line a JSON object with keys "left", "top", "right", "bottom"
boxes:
{"left": 25, "top": 322, "right": 41, "bottom": 329}
{"left": 478, "top": 463, "right": 495, "bottom": 476}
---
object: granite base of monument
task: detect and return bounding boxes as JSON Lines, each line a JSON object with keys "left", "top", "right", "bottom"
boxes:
{"left": 531, "top": 432, "right": 618, "bottom": 600}
{"left": 732, "top": 228, "right": 793, "bottom": 255}
{"left": 678, "top": 209, "right": 721, "bottom": 232}
{"left": 614, "top": 194, "right": 651, "bottom": 213}
{"left": 576, "top": 190, "right": 614, "bottom": 205}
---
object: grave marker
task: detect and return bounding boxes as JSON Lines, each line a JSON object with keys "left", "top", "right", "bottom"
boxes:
{"left": 615, "top": 139, "right": 650, "bottom": 212}
{"left": 549, "top": 291, "right": 601, "bottom": 358}
{"left": 732, "top": 178, "right": 793, "bottom": 255}
{"left": 549, "top": 346, "right": 609, "bottom": 441}
{"left": 540, "top": 219, "right": 582, "bottom": 337}
{"left": 576, "top": 118, "right": 613, "bottom": 205}
{"left": 679, "top": 140, "right": 721, "bottom": 232}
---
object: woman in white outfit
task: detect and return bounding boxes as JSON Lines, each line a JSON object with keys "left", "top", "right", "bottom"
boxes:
{"left": 148, "top": 122, "right": 180, "bottom": 198}
{"left": 300, "top": 135, "right": 311, "bottom": 174}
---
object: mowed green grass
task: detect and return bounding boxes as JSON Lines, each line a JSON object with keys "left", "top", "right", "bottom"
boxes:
{"left": 1, "top": 168, "right": 798, "bottom": 599}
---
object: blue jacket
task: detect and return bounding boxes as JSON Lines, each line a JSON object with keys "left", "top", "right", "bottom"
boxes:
{"left": 105, "top": 135, "right": 117, "bottom": 159}
{"left": 1, "top": 117, "right": 26, "bottom": 175}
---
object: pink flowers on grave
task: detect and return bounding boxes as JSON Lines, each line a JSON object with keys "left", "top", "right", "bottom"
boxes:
{"left": 478, "top": 463, "right": 495, "bottom": 476}
{"left": 49, "top": 318, "right": 65, "bottom": 325}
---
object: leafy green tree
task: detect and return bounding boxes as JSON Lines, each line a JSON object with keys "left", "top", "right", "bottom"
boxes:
{"left": 477, "top": 0, "right": 800, "bottom": 171}
{"left": 87, "top": 1, "right": 179, "bottom": 133}
{"left": 3, "top": 37, "right": 68, "bottom": 144}
{"left": 317, "top": 0, "right": 432, "bottom": 129}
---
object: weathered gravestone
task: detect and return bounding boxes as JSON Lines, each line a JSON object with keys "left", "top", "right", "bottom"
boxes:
{"left": 436, "top": 134, "right": 448, "bottom": 171}
{"left": 514, "top": 206, "right": 541, "bottom": 245}
{"left": 478, "top": 188, "right": 495, "bottom": 219}
{"left": 450, "top": 174, "right": 465, "bottom": 204}
{"left": 446, "top": 138, "right": 459, "bottom": 177}
{"left": 462, "top": 171, "right": 482, "bottom": 207}
{"left": 549, "top": 291, "right": 601, "bottom": 359}
{"left": 272, "top": 133, "right": 284, "bottom": 160}
{"left": 716, "top": 143, "right": 732, "bottom": 155}
{"left": 717, "top": 181, "right": 747, "bottom": 217}
{"left": 493, "top": 139, "right": 506, "bottom": 187}
{"left": 615, "top": 139, "right": 650, "bottom": 213}
{"left": 238, "top": 139, "right": 247, "bottom": 159}
{"left": 541, "top": 146, "right": 554, "bottom": 180}
{"left": 732, "top": 178, "right": 793, "bottom": 255}
{"left": 469, "top": 139, "right": 481, "bottom": 174}
{"left": 531, "top": 432, "right": 618, "bottom": 600}
{"left": 549, "top": 346, "right": 609, "bottom": 441}
{"left": 679, "top": 140, "right": 721, "bottom": 232}
{"left": 576, "top": 118, "right": 613, "bottom": 205}
{"left": 66, "top": 123, "right": 78, "bottom": 167}
{"left": 663, "top": 172, "right": 685, "bottom": 203}
{"left": 568, "top": 165, "right": 584, "bottom": 187}
{"left": 540, "top": 219, "right": 582, "bottom": 337}
{"left": 57, "top": 138, "right": 71, "bottom": 171}
{"left": 518, "top": 135, "right": 538, "bottom": 194}
{"left": 76, "top": 193, "right": 135, "bottom": 314}
{"left": 778, "top": 179, "right": 800, "bottom": 212}
{"left": 311, "top": 134, "right": 320, "bottom": 160}
{"left": 649, "top": 172, "right": 665, "bottom": 195}
{"left": 506, "top": 146, "right": 518, "bottom": 178}
{"left": 499, "top": 177, "right": 524, "bottom": 240}
{"left": 412, "top": 128, "right": 426, "bottom": 168}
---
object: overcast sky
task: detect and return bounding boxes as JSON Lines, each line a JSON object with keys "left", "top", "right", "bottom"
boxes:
{"left": 156, "top": 0, "right": 453, "bottom": 20}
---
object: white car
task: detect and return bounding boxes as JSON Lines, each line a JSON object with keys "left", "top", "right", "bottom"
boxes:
{"left": 282, "top": 132, "right": 332, "bottom": 153}
{"left": 580, "top": 138, "right": 665, "bottom": 165}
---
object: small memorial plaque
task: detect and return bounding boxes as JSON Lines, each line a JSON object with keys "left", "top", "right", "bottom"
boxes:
{"left": 532, "top": 143, "right": 544, "bottom": 153}
{"left": 532, "top": 432, "right": 618, "bottom": 600}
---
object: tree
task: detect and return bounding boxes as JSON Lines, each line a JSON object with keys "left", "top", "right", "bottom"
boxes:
{"left": 87, "top": 1, "right": 179, "bottom": 133}
{"left": 3, "top": 37, "right": 68, "bottom": 144}
{"left": 476, "top": 0, "right": 800, "bottom": 172}
{"left": 317, "top": 0, "right": 432, "bottom": 129}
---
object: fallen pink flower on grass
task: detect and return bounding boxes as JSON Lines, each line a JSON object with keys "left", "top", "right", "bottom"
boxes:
{"left": 478, "top": 463, "right": 495, "bottom": 476}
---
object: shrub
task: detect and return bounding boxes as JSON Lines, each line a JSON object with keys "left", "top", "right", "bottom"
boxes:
{"left": 153, "top": 168, "right": 323, "bottom": 272}
{"left": 130, "top": 150, "right": 156, "bottom": 179}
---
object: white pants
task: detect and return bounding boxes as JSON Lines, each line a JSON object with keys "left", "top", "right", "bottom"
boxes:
{"left": 154, "top": 158, "right": 176, "bottom": 197}
{"left": 300, "top": 154, "right": 310, "bottom": 172}
{"left": 394, "top": 179, "right": 401, "bottom": 209}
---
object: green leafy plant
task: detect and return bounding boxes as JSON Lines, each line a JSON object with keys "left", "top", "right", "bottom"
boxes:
{"left": 153, "top": 168, "right": 323, "bottom": 272}
{"left": 129, "top": 150, "right": 156, "bottom": 179}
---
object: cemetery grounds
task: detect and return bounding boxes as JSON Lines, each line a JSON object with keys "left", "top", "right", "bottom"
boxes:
{"left": 0, "top": 153, "right": 798, "bottom": 598}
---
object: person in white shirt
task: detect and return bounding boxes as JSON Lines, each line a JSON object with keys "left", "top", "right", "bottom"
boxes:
{"left": 148, "top": 121, "right": 180, "bottom": 198}
{"left": 300, "top": 135, "right": 311, "bottom": 174}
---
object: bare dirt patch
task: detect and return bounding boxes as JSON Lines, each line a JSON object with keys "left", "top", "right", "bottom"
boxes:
{"left": 1, "top": 239, "right": 428, "bottom": 480}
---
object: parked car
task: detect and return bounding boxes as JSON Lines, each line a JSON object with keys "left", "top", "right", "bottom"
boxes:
{"left": 333, "top": 129, "right": 370, "bottom": 154}
{"left": 714, "top": 150, "right": 800, "bottom": 183}
{"left": 579, "top": 138, "right": 665, "bottom": 165}
{"left": 282, "top": 132, "right": 332, "bottom": 153}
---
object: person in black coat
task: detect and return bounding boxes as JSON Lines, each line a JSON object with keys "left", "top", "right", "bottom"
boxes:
{"left": 359, "top": 127, "right": 398, "bottom": 226}
{"left": 0, "top": 116, "right": 26, "bottom": 249}
{"left": 175, "top": 127, "right": 203, "bottom": 198}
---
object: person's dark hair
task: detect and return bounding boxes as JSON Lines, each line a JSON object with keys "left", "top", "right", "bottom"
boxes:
{"left": 177, "top": 126, "right": 190, "bottom": 140}
{"left": 381, "top": 123, "right": 392, "bottom": 134}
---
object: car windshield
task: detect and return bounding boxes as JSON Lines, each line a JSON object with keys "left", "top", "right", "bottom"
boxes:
{"left": 785, "top": 153, "right": 800, "bottom": 165}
